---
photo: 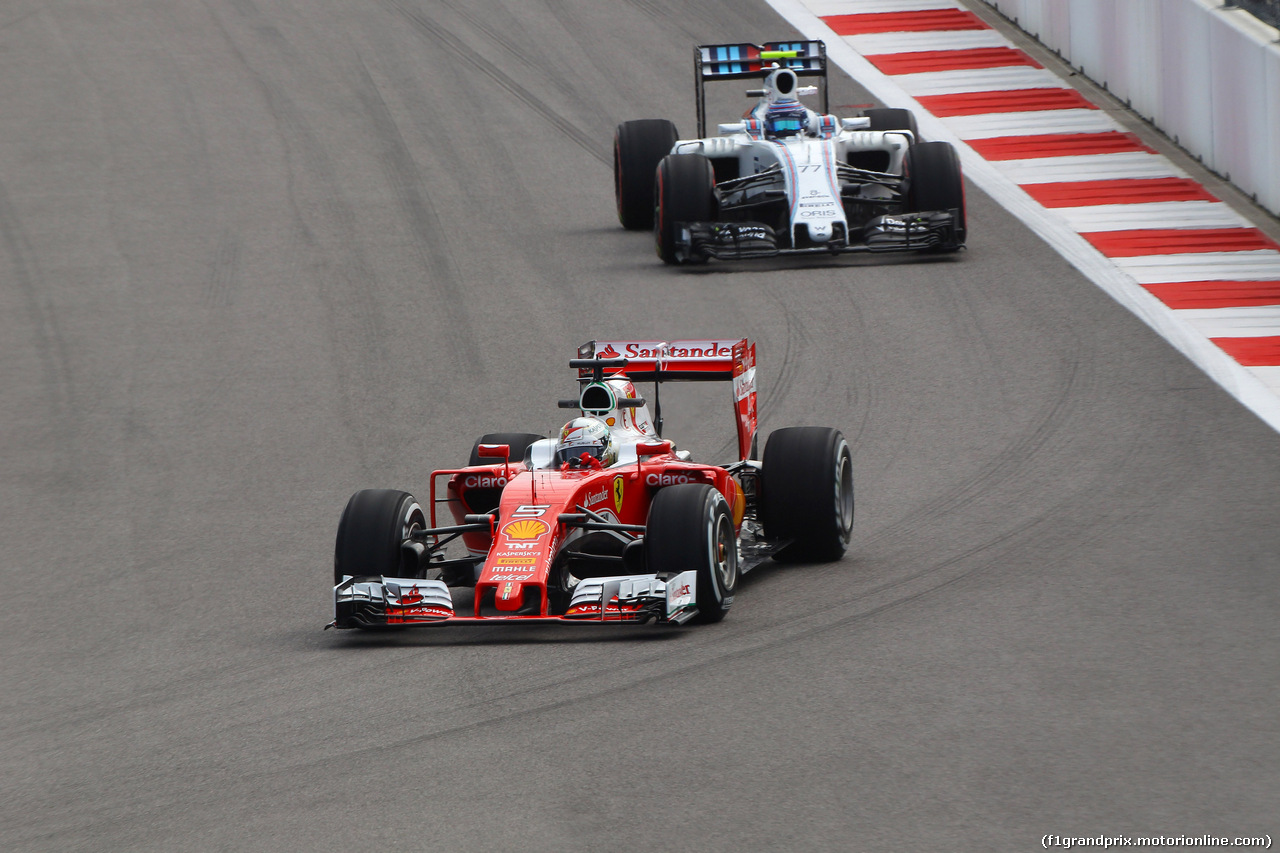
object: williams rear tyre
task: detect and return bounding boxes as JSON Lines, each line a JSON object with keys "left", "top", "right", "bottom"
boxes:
{"left": 761, "top": 427, "right": 855, "bottom": 562}
{"left": 906, "top": 141, "right": 966, "bottom": 246}
{"left": 865, "top": 107, "right": 919, "bottom": 142}
{"left": 615, "top": 119, "right": 678, "bottom": 230}
{"left": 468, "top": 432, "right": 545, "bottom": 467}
{"left": 333, "top": 489, "right": 426, "bottom": 585}
{"left": 645, "top": 483, "right": 738, "bottom": 623}
{"left": 655, "top": 152, "right": 716, "bottom": 266}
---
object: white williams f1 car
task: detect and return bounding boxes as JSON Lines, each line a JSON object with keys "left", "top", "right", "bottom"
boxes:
{"left": 614, "top": 41, "right": 966, "bottom": 264}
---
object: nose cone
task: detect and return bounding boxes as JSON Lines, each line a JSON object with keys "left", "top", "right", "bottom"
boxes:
{"left": 807, "top": 221, "right": 834, "bottom": 243}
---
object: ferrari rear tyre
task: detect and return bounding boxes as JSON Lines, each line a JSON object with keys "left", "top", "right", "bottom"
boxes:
{"left": 615, "top": 119, "right": 678, "bottom": 230}
{"left": 762, "top": 427, "right": 855, "bottom": 562}
{"left": 465, "top": 433, "right": 544, "bottom": 515}
{"left": 645, "top": 484, "right": 738, "bottom": 623}
{"left": 468, "top": 432, "right": 545, "bottom": 467}
{"left": 334, "top": 489, "right": 425, "bottom": 584}
{"left": 865, "top": 107, "right": 919, "bottom": 142}
{"left": 906, "top": 141, "right": 966, "bottom": 246}
{"left": 655, "top": 153, "right": 716, "bottom": 266}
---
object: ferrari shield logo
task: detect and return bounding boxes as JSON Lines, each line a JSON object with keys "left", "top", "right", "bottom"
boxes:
{"left": 612, "top": 476, "right": 624, "bottom": 513}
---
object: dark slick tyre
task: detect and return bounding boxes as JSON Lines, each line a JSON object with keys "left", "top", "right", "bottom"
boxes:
{"left": 334, "top": 489, "right": 425, "bottom": 584}
{"left": 645, "top": 483, "right": 739, "bottom": 623}
{"left": 761, "top": 427, "right": 855, "bottom": 562}
{"left": 468, "top": 432, "right": 545, "bottom": 467}
{"left": 906, "top": 141, "right": 966, "bottom": 246}
{"left": 465, "top": 433, "right": 544, "bottom": 515}
{"left": 615, "top": 119, "right": 678, "bottom": 230}
{"left": 865, "top": 107, "right": 919, "bottom": 142}
{"left": 655, "top": 152, "right": 716, "bottom": 266}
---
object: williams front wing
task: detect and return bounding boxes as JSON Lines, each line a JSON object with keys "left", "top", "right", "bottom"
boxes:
{"left": 674, "top": 210, "right": 962, "bottom": 261}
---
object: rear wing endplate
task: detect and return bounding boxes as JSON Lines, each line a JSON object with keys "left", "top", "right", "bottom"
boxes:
{"left": 577, "top": 340, "right": 758, "bottom": 462}
{"left": 694, "top": 40, "right": 828, "bottom": 137}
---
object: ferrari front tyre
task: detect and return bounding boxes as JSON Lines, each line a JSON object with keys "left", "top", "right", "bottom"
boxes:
{"left": 467, "top": 432, "right": 545, "bottom": 467}
{"left": 906, "top": 141, "right": 966, "bottom": 246}
{"left": 333, "top": 489, "right": 425, "bottom": 584}
{"left": 645, "top": 484, "right": 738, "bottom": 623}
{"left": 864, "top": 107, "right": 919, "bottom": 143}
{"left": 761, "top": 427, "right": 855, "bottom": 562}
{"left": 614, "top": 119, "right": 678, "bottom": 230}
{"left": 655, "top": 153, "right": 715, "bottom": 266}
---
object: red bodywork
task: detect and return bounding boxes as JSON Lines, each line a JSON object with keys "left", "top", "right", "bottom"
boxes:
{"left": 422, "top": 338, "right": 756, "bottom": 620}
{"left": 429, "top": 446, "right": 744, "bottom": 618}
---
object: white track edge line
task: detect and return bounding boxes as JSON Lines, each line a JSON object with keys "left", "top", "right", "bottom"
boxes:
{"left": 763, "top": 0, "right": 1280, "bottom": 434}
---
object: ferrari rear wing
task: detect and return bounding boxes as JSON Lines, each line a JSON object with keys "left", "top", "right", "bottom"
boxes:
{"left": 694, "top": 40, "right": 829, "bottom": 136}
{"left": 577, "top": 339, "right": 758, "bottom": 462}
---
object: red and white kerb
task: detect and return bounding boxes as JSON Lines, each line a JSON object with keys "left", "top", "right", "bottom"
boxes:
{"left": 778, "top": 0, "right": 1280, "bottom": 415}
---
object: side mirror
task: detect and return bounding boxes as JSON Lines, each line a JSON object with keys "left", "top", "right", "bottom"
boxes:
{"left": 477, "top": 443, "right": 511, "bottom": 479}
{"left": 636, "top": 441, "right": 672, "bottom": 457}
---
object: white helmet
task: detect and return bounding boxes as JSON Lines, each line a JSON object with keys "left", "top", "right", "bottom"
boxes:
{"left": 556, "top": 417, "right": 617, "bottom": 468}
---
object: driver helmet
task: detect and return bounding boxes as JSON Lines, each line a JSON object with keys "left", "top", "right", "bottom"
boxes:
{"left": 765, "top": 103, "right": 809, "bottom": 138}
{"left": 555, "top": 417, "right": 617, "bottom": 468}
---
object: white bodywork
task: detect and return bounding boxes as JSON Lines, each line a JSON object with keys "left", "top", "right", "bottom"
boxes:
{"left": 672, "top": 122, "right": 912, "bottom": 245}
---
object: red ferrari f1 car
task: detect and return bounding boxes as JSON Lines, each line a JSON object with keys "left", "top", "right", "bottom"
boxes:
{"left": 329, "top": 339, "right": 854, "bottom": 629}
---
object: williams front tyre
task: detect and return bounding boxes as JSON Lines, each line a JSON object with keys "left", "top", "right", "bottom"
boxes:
{"left": 906, "top": 141, "right": 966, "bottom": 248}
{"left": 655, "top": 153, "right": 716, "bottom": 266}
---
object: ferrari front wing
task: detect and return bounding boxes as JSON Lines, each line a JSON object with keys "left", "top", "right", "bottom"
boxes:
{"left": 328, "top": 570, "right": 699, "bottom": 629}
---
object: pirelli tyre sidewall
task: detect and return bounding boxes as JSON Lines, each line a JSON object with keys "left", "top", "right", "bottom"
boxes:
{"left": 655, "top": 152, "right": 716, "bottom": 265}
{"left": 614, "top": 119, "right": 679, "bottom": 231}
{"left": 333, "top": 489, "right": 425, "bottom": 585}
{"left": 762, "top": 427, "right": 855, "bottom": 562}
{"left": 646, "top": 483, "right": 738, "bottom": 623}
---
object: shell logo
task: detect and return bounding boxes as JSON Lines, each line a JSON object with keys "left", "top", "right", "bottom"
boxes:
{"left": 502, "top": 518, "right": 549, "bottom": 541}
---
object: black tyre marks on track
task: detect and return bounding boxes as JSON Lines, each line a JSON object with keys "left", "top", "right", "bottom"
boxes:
{"left": 383, "top": 0, "right": 610, "bottom": 168}
{"left": 349, "top": 53, "right": 483, "bottom": 369}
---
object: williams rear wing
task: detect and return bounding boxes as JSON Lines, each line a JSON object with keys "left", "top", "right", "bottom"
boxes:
{"left": 577, "top": 339, "right": 758, "bottom": 462}
{"left": 694, "top": 40, "right": 829, "bottom": 136}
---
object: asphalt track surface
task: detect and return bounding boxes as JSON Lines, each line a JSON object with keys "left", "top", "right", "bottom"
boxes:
{"left": 2, "top": 1, "right": 1277, "bottom": 850}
